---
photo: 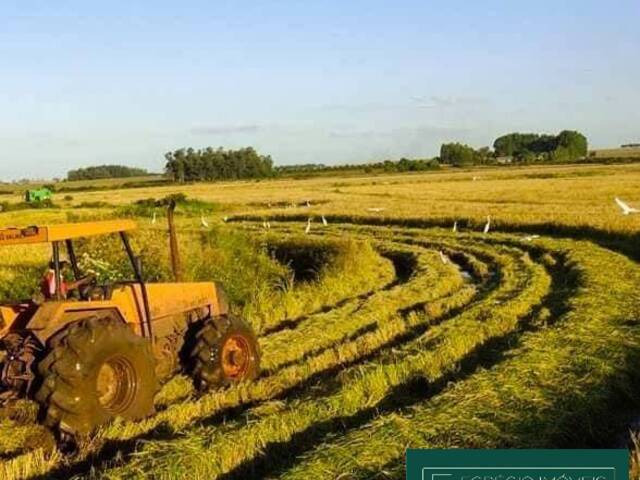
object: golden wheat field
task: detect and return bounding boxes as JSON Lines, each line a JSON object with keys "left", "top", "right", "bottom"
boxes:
{"left": 41, "top": 162, "right": 640, "bottom": 232}
{"left": 1, "top": 163, "right": 640, "bottom": 479}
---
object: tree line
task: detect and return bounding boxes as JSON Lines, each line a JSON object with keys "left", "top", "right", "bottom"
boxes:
{"left": 67, "top": 165, "right": 148, "bottom": 181}
{"left": 64, "top": 130, "right": 590, "bottom": 185}
{"left": 493, "top": 130, "right": 587, "bottom": 162}
{"left": 275, "top": 164, "right": 327, "bottom": 173}
{"left": 164, "top": 147, "right": 274, "bottom": 182}
{"left": 439, "top": 144, "right": 494, "bottom": 167}
{"left": 275, "top": 130, "right": 588, "bottom": 176}
{"left": 440, "top": 130, "right": 588, "bottom": 166}
{"left": 276, "top": 157, "right": 439, "bottom": 176}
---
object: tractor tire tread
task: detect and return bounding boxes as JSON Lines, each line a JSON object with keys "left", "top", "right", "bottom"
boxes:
{"left": 35, "top": 312, "right": 158, "bottom": 437}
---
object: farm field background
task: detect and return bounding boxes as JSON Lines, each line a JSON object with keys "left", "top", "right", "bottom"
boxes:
{"left": 1, "top": 162, "right": 640, "bottom": 479}
{"left": 5, "top": 162, "right": 640, "bottom": 234}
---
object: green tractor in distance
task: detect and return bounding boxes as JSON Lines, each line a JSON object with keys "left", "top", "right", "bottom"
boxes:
{"left": 25, "top": 187, "right": 53, "bottom": 204}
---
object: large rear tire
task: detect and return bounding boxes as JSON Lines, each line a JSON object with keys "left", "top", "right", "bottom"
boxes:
{"left": 189, "top": 314, "right": 260, "bottom": 390}
{"left": 35, "top": 313, "right": 158, "bottom": 437}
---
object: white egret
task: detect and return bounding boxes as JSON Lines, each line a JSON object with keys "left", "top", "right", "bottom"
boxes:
{"left": 615, "top": 197, "right": 640, "bottom": 215}
{"left": 483, "top": 215, "right": 491, "bottom": 234}
{"left": 305, "top": 218, "right": 312, "bottom": 234}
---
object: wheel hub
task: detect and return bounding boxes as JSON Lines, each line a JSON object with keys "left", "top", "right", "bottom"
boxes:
{"left": 221, "top": 335, "right": 251, "bottom": 379}
{"left": 96, "top": 356, "right": 137, "bottom": 414}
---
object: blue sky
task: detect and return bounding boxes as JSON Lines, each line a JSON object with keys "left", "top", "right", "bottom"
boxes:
{"left": 1, "top": 1, "right": 639, "bottom": 179}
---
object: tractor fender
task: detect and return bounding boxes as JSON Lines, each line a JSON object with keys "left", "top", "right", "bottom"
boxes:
{"left": 23, "top": 302, "right": 131, "bottom": 346}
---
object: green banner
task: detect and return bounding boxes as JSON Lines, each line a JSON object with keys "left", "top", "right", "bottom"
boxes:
{"left": 407, "top": 449, "right": 628, "bottom": 480}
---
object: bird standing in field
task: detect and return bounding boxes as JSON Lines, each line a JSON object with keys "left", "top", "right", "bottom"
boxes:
{"left": 305, "top": 218, "right": 312, "bottom": 234}
{"left": 322, "top": 215, "right": 328, "bottom": 226}
{"left": 483, "top": 215, "right": 491, "bottom": 234}
{"left": 615, "top": 197, "right": 640, "bottom": 215}
{"left": 439, "top": 250, "right": 449, "bottom": 264}
{"left": 151, "top": 211, "right": 157, "bottom": 225}
{"left": 200, "top": 214, "right": 209, "bottom": 229}
{"left": 452, "top": 221, "right": 457, "bottom": 233}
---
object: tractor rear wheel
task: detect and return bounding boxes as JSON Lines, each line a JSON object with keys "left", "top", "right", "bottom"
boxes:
{"left": 35, "top": 313, "right": 158, "bottom": 437}
{"left": 189, "top": 314, "right": 260, "bottom": 390}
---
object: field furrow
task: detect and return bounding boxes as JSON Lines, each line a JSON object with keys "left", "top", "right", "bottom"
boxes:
{"left": 279, "top": 239, "right": 640, "bottom": 479}
{"left": 70, "top": 223, "right": 553, "bottom": 480}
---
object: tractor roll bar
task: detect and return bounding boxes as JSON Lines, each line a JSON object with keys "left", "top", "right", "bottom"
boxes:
{"left": 52, "top": 241, "right": 63, "bottom": 300}
{"left": 120, "top": 232, "right": 153, "bottom": 340}
{"left": 65, "top": 239, "right": 82, "bottom": 283}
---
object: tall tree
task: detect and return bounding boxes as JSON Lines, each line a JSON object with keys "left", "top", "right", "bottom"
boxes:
{"left": 164, "top": 147, "right": 274, "bottom": 182}
{"left": 440, "top": 143, "right": 476, "bottom": 166}
{"left": 493, "top": 130, "right": 588, "bottom": 162}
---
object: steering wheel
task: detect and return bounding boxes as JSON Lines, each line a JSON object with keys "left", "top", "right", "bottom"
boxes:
{"left": 76, "top": 275, "right": 99, "bottom": 300}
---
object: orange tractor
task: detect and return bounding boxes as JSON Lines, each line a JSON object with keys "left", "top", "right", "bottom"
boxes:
{"left": 0, "top": 219, "right": 260, "bottom": 439}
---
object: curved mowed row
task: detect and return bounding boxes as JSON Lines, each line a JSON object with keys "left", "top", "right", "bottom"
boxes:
{"left": 2, "top": 219, "right": 640, "bottom": 480}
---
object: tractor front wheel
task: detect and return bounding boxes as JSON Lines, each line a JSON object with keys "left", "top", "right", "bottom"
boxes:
{"left": 35, "top": 313, "right": 158, "bottom": 437}
{"left": 189, "top": 315, "right": 260, "bottom": 390}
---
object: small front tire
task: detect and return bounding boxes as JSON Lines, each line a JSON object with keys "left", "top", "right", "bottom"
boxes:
{"left": 189, "top": 315, "right": 260, "bottom": 390}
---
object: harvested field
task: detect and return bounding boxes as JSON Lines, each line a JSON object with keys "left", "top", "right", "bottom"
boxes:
{"left": 0, "top": 163, "right": 639, "bottom": 479}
